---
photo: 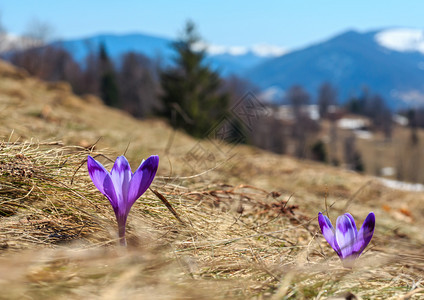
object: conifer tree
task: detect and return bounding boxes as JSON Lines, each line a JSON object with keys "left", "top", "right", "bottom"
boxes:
{"left": 160, "top": 21, "right": 229, "bottom": 137}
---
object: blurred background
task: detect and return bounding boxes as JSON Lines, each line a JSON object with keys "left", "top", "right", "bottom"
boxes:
{"left": 2, "top": 0, "right": 424, "bottom": 183}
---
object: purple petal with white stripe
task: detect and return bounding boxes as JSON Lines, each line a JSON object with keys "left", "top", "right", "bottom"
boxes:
{"left": 87, "top": 156, "right": 118, "bottom": 210}
{"left": 354, "top": 212, "right": 375, "bottom": 254}
{"left": 110, "top": 156, "right": 132, "bottom": 212}
{"left": 344, "top": 213, "right": 358, "bottom": 234}
{"left": 335, "top": 214, "right": 357, "bottom": 259}
{"left": 318, "top": 212, "right": 341, "bottom": 257}
{"left": 127, "top": 155, "right": 159, "bottom": 213}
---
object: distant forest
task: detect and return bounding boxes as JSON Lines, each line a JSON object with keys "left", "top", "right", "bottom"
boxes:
{"left": 3, "top": 20, "right": 424, "bottom": 183}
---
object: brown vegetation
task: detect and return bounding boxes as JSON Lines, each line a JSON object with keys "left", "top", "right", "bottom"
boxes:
{"left": 0, "top": 60, "right": 423, "bottom": 299}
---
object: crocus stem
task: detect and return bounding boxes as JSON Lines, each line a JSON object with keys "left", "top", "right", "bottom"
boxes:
{"left": 118, "top": 222, "right": 127, "bottom": 246}
{"left": 342, "top": 256, "right": 356, "bottom": 269}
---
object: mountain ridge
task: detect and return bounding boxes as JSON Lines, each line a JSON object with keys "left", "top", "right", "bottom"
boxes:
{"left": 247, "top": 28, "right": 424, "bottom": 108}
{"left": 7, "top": 27, "right": 424, "bottom": 108}
{"left": 50, "top": 32, "right": 283, "bottom": 76}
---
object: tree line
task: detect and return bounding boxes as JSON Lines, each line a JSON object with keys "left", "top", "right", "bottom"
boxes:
{"left": 4, "top": 19, "right": 423, "bottom": 181}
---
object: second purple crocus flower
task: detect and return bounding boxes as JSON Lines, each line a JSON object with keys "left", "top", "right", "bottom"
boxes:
{"left": 87, "top": 155, "right": 159, "bottom": 246}
{"left": 318, "top": 212, "right": 375, "bottom": 268}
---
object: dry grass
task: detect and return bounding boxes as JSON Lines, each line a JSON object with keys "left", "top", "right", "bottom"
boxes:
{"left": 0, "top": 141, "right": 423, "bottom": 300}
{"left": 320, "top": 118, "right": 424, "bottom": 183}
{"left": 0, "top": 60, "right": 423, "bottom": 299}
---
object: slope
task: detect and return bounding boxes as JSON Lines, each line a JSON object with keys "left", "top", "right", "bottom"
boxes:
{"left": 0, "top": 60, "right": 423, "bottom": 299}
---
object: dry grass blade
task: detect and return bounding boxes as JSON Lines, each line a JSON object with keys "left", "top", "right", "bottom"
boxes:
{"left": 150, "top": 188, "right": 185, "bottom": 225}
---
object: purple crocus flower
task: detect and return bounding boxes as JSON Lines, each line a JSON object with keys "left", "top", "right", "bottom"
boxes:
{"left": 318, "top": 212, "right": 375, "bottom": 268}
{"left": 87, "top": 155, "right": 159, "bottom": 246}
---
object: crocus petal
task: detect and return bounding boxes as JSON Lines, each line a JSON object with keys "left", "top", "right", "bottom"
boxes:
{"left": 110, "top": 156, "right": 132, "bottom": 212}
{"left": 354, "top": 212, "right": 375, "bottom": 255}
{"left": 87, "top": 156, "right": 109, "bottom": 195}
{"left": 87, "top": 156, "right": 118, "bottom": 210}
{"left": 127, "top": 155, "right": 159, "bottom": 211}
{"left": 344, "top": 213, "right": 358, "bottom": 234}
{"left": 318, "top": 212, "right": 341, "bottom": 257}
{"left": 336, "top": 214, "right": 357, "bottom": 259}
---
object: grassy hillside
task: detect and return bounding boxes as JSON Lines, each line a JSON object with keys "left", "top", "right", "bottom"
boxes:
{"left": 318, "top": 117, "right": 424, "bottom": 183}
{"left": 0, "top": 60, "right": 423, "bottom": 299}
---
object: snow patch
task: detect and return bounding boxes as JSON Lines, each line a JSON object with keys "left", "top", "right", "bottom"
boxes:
{"left": 379, "top": 178, "right": 424, "bottom": 192}
{"left": 354, "top": 130, "right": 373, "bottom": 139}
{"left": 193, "top": 41, "right": 287, "bottom": 57}
{"left": 391, "top": 89, "right": 424, "bottom": 106}
{"left": 251, "top": 44, "right": 287, "bottom": 57}
{"left": 375, "top": 28, "right": 424, "bottom": 54}
{"left": 259, "top": 86, "right": 285, "bottom": 103}
{"left": 0, "top": 33, "right": 45, "bottom": 52}
{"left": 337, "top": 118, "right": 368, "bottom": 130}
{"left": 227, "top": 46, "right": 248, "bottom": 56}
{"left": 393, "top": 114, "right": 408, "bottom": 126}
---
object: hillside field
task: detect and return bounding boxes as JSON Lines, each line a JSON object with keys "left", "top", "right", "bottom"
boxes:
{"left": 0, "top": 60, "right": 423, "bottom": 299}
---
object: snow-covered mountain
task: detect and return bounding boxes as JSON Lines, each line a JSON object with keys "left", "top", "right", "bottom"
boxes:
{"left": 247, "top": 28, "right": 424, "bottom": 109}
{"left": 49, "top": 33, "right": 286, "bottom": 76}
{"left": 7, "top": 28, "right": 424, "bottom": 109}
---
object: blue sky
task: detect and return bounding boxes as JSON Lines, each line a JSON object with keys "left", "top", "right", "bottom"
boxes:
{"left": 1, "top": 0, "right": 423, "bottom": 49}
